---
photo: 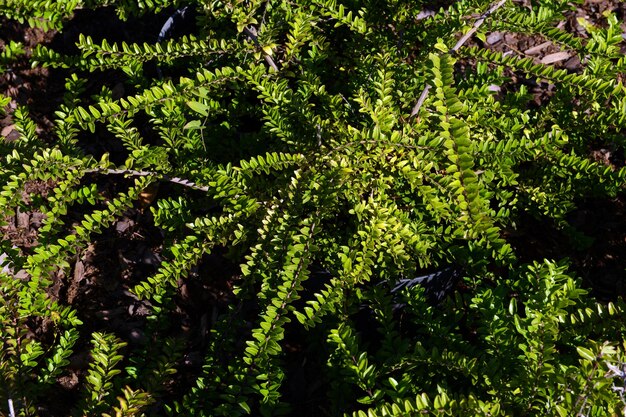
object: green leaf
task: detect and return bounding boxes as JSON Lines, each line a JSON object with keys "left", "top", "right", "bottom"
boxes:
{"left": 577, "top": 346, "right": 596, "bottom": 362}
{"left": 187, "top": 100, "right": 210, "bottom": 117}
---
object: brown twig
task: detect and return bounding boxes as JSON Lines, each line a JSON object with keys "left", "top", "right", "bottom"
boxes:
{"left": 243, "top": 26, "right": 279, "bottom": 72}
{"left": 409, "top": 0, "right": 508, "bottom": 119}
{"left": 83, "top": 168, "right": 210, "bottom": 192}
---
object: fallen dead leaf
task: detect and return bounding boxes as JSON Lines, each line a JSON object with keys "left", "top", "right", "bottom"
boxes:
{"left": 541, "top": 51, "right": 572, "bottom": 64}
{"left": 525, "top": 41, "right": 552, "bottom": 55}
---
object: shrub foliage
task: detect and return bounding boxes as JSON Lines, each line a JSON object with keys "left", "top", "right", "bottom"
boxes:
{"left": 1, "top": 0, "right": 626, "bottom": 416}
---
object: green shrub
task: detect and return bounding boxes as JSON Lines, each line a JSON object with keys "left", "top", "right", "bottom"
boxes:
{"left": 1, "top": 0, "right": 626, "bottom": 415}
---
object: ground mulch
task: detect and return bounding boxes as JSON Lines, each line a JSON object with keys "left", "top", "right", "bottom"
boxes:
{"left": 1, "top": 1, "right": 626, "bottom": 415}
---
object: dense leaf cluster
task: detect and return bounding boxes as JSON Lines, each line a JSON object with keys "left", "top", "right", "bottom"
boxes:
{"left": 1, "top": 0, "right": 626, "bottom": 416}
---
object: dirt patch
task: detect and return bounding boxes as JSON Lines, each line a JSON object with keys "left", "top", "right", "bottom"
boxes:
{"left": 1, "top": 1, "right": 626, "bottom": 414}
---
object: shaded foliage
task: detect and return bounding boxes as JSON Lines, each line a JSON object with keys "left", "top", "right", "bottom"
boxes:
{"left": 1, "top": 0, "right": 626, "bottom": 416}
